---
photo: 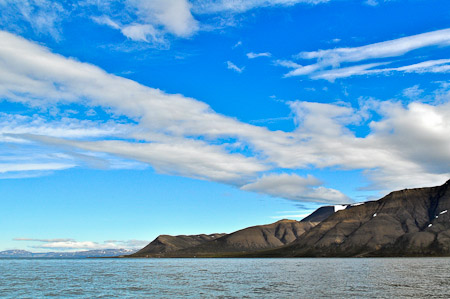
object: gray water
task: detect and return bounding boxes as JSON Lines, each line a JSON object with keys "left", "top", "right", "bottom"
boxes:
{"left": 1, "top": 258, "right": 449, "bottom": 298}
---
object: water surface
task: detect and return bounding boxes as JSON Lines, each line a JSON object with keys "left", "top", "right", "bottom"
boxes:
{"left": 1, "top": 258, "right": 449, "bottom": 298}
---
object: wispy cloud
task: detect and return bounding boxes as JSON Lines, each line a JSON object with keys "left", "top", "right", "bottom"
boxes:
{"left": 311, "top": 59, "right": 450, "bottom": 81}
{"left": 0, "top": 0, "right": 68, "bottom": 40}
{"left": 14, "top": 238, "right": 74, "bottom": 242}
{"left": 0, "top": 163, "right": 74, "bottom": 174}
{"left": 226, "top": 61, "right": 245, "bottom": 73}
{"left": 282, "top": 28, "right": 450, "bottom": 80}
{"left": 274, "top": 59, "right": 302, "bottom": 68}
{"left": 247, "top": 52, "right": 272, "bottom": 59}
{"left": 365, "top": 0, "right": 379, "bottom": 6}
{"left": 232, "top": 41, "right": 243, "bottom": 49}
{"left": 192, "top": 0, "right": 329, "bottom": 14}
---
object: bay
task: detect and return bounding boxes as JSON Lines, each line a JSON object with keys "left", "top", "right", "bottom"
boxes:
{"left": 1, "top": 258, "right": 449, "bottom": 298}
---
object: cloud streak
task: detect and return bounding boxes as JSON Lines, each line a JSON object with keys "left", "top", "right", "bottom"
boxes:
{"left": 282, "top": 28, "right": 450, "bottom": 80}
{"left": 247, "top": 52, "right": 272, "bottom": 59}
{"left": 226, "top": 61, "right": 245, "bottom": 73}
{"left": 192, "top": 0, "right": 329, "bottom": 14}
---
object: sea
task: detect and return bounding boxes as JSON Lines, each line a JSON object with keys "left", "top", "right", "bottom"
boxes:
{"left": 1, "top": 258, "right": 449, "bottom": 298}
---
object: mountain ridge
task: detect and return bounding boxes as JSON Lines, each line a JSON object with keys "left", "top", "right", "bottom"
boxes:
{"left": 129, "top": 180, "right": 450, "bottom": 258}
{"left": 131, "top": 208, "right": 335, "bottom": 257}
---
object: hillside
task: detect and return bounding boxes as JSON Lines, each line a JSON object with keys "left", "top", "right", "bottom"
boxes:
{"left": 130, "top": 180, "right": 450, "bottom": 257}
{"left": 260, "top": 179, "right": 450, "bottom": 257}
{"left": 132, "top": 234, "right": 226, "bottom": 257}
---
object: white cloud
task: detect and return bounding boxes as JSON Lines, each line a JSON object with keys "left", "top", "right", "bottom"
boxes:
{"left": 91, "top": 15, "right": 120, "bottom": 30}
{"left": 310, "top": 62, "right": 386, "bottom": 81}
{"left": 0, "top": 113, "right": 131, "bottom": 141}
{"left": 192, "top": 0, "right": 329, "bottom": 14}
{"left": 0, "top": 0, "right": 330, "bottom": 45}
{"left": 241, "top": 173, "right": 350, "bottom": 204}
{"left": 0, "top": 30, "right": 271, "bottom": 184}
{"left": 226, "top": 61, "right": 245, "bottom": 73}
{"left": 129, "top": 0, "right": 199, "bottom": 37}
{"left": 2, "top": 30, "right": 450, "bottom": 203}
{"left": 247, "top": 52, "right": 272, "bottom": 59}
{"left": 121, "top": 23, "right": 164, "bottom": 43}
{"left": 92, "top": 16, "right": 169, "bottom": 45}
{"left": 92, "top": 0, "right": 199, "bottom": 44}
{"left": 16, "top": 134, "right": 268, "bottom": 184}
{"left": 284, "top": 28, "right": 450, "bottom": 79}
{"left": 278, "top": 100, "right": 450, "bottom": 191}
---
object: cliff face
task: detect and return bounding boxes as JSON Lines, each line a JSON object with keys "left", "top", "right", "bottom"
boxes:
{"left": 270, "top": 180, "right": 450, "bottom": 257}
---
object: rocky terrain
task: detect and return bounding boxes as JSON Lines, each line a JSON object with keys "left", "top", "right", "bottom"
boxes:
{"left": 255, "top": 179, "right": 450, "bottom": 257}
{"left": 132, "top": 234, "right": 226, "bottom": 256}
{"left": 131, "top": 212, "right": 327, "bottom": 257}
{"left": 130, "top": 179, "right": 450, "bottom": 257}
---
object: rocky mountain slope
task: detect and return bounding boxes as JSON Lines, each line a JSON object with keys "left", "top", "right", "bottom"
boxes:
{"left": 130, "top": 180, "right": 450, "bottom": 257}
{"left": 132, "top": 234, "right": 226, "bottom": 256}
{"left": 131, "top": 219, "right": 318, "bottom": 257}
{"left": 260, "top": 179, "right": 450, "bottom": 257}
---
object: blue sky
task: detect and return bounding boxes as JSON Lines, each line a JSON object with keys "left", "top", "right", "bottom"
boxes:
{"left": 1, "top": 0, "right": 449, "bottom": 252}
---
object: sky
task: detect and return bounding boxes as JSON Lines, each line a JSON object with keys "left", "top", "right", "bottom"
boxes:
{"left": 1, "top": 0, "right": 449, "bottom": 252}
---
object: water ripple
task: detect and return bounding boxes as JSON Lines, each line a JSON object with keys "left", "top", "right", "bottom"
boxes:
{"left": 1, "top": 258, "right": 450, "bottom": 298}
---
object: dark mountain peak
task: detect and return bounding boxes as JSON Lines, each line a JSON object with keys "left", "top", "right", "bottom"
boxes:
{"left": 301, "top": 204, "right": 355, "bottom": 223}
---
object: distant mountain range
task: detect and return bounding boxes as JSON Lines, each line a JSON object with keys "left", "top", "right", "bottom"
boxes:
{"left": 0, "top": 249, "right": 135, "bottom": 258}
{"left": 129, "top": 179, "right": 450, "bottom": 257}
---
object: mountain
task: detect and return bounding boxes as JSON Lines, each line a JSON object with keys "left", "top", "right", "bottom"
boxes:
{"left": 132, "top": 234, "right": 226, "bottom": 257}
{"left": 130, "top": 179, "right": 450, "bottom": 258}
{"left": 0, "top": 250, "right": 33, "bottom": 258}
{"left": 171, "top": 219, "right": 317, "bottom": 257}
{"left": 132, "top": 219, "right": 318, "bottom": 257}
{"left": 258, "top": 179, "right": 450, "bottom": 257}
{"left": 0, "top": 249, "right": 135, "bottom": 258}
